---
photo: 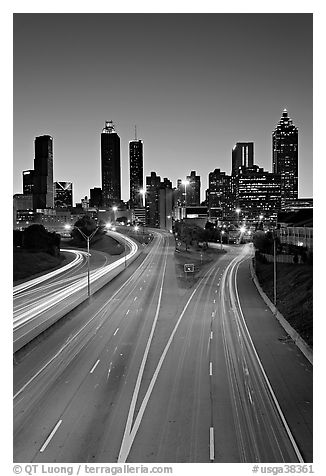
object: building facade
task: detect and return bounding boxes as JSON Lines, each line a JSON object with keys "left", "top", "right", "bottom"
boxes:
{"left": 186, "top": 171, "right": 201, "bottom": 206}
{"left": 33, "top": 135, "right": 54, "bottom": 210}
{"left": 232, "top": 142, "right": 254, "bottom": 176}
{"left": 89, "top": 187, "right": 102, "bottom": 208}
{"left": 54, "top": 181, "right": 73, "bottom": 209}
{"left": 145, "top": 172, "right": 161, "bottom": 227}
{"left": 129, "top": 135, "right": 144, "bottom": 208}
{"left": 207, "top": 168, "right": 233, "bottom": 220}
{"left": 272, "top": 109, "right": 298, "bottom": 206}
{"left": 101, "top": 121, "right": 121, "bottom": 208}
{"left": 237, "top": 166, "right": 281, "bottom": 220}
{"left": 22, "top": 170, "right": 34, "bottom": 195}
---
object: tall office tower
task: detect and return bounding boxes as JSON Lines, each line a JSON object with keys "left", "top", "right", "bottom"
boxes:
{"left": 33, "top": 135, "right": 54, "bottom": 210}
{"left": 232, "top": 142, "right": 254, "bottom": 175}
{"left": 272, "top": 109, "right": 298, "bottom": 206}
{"left": 159, "top": 179, "right": 173, "bottom": 231}
{"left": 237, "top": 165, "right": 281, "bottom": 220}
{"left": 185, "top": 171, "right": 201, "bottom": 206}
{"left": 207, "top": 168, "right": 233, "bottom": 220}
{"left": 89, "top": 187, "right": 102, "bottom": 208}
{"left": 22, "top": 170, "right": 34, "bottom": 195}
{"left": 101, "top": 120, "right": 121, "bottom": 208}
{"left": 54, "top": 181, "right": 73, "bottom": 208}
{"left": 129, "top": 127, "right": 144, "bottom": 208}
{"left": 145, "top": 172, "right": 161, "bottom": 227}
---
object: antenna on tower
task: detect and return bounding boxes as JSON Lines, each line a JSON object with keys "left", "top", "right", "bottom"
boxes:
{"left": 135, "top": 125, "right": 137, "bottom": 141}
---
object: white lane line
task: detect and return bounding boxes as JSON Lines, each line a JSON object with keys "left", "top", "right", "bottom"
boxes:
{"left": 40, "top": 420, "right": 62, "bottom": 453}
{"left": 210, "top": 331, "right": 213, "bottom": 340}
{"left": 209, "top": 427, "right": 215, "bottom": 461}
{"left": 126, "top": 309, "right": 130, "bottom": 316}
{"left": 213, "top": 299, "right": 216, "bottom": 303}
{"left": 209, "top": 362, "right": 213, "bottom": 376}
{"left": 140, "top": 287, "right": 142, "bottom": 291}
{"left": 107, "top": 362, "right": 113, "bottom": 379}
{"left": 211, "top": 311, "right": 215, "bottom": 317}
{"left": 90, "top": 359, "right": 100, "bottom": 374}
{"left": 113, "top": 328, "right": 119, "bottom": 336}
{"left": 134, "top": 296, "right": 138, "bottom": 301}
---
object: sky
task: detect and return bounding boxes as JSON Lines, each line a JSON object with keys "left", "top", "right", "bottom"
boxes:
{"left": 13, "top": 13, "right": 313, "bottom": 204}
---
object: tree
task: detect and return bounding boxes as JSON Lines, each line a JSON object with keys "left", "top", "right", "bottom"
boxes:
{"left": 23, "top": 224, "right": 61, "bottom": 256}
{"left": 72, "top": 215, "right": 97, "bottom": 242}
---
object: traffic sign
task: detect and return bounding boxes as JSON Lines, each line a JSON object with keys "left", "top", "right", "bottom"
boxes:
{"left": 184, "top": 263, "right": 194, "bottom": 273}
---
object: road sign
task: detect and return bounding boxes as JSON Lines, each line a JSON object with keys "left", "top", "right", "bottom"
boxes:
{"left": 184, "top": 263, "right": 194, "bottom": 273}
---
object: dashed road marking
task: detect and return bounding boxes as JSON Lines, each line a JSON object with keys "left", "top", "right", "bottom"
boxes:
{"left": 113, "top": 328, "right": 119, "bottom": 336}
{"left": 90, "top": 359, "right": 100, "bottom": 374}
{"left": 40, "top": 420, "right": 62, "bottom": 453}
{"left": 209, "top": 362, "right": 213, "bottom": 376}
{"left": 209, "top": 427, "right": 215, "bottom": 461}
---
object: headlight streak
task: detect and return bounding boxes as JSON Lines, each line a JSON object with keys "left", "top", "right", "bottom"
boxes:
{"left": 13, "top": 235, "right": 139, "bottom": 331}
{"left": 219, "top": 244, "right": 303, "bottom": 463}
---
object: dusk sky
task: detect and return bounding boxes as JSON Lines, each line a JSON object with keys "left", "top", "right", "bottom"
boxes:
{"left": 13, "top": 13, "right": 313, "bottom": 204}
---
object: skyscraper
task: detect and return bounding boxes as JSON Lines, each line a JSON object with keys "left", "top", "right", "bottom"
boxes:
{"left": 272, "top": 109, "right": 298, "bottom": 206}
{"left": 33, "top": 135, "right": 54, "bottom": 209}
{"left": 186, "top": 171, "right": 201, "bottom": 206}
{"left": 145, "top": 172, "right": 161, "bottom": 227}
{"left": 101, "top": 120, "right": 121, "bottom": 208}
{"left": 232, "top": 142, "right": 254, "bottom": 175}
{"left": 54, "top": 181, "right": 73, "bottom": 208}
{"left": 129, "top": 127, "right": 144, "bottom": 208}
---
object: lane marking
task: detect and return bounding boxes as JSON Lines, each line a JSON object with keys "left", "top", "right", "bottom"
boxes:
{"left": 210, "top": 331, "right": 213, "bottom": 340}
{"left": 113, "top": 328, "right": 119, "bottom": 336}
{"left": 40, "top": 420, "right": 62, "bottom": 453}
{"left": 118, "top": 262, "right": 218, "bottom": 462}
{"left": 134, "top": 296, "right": 138, "bottom": 301}
{"left": 209, "top": 362, "right": 213, "bottom": 376}
{"left": 209, "top": 427, "right": 215, "bottom": 461}
{"left": 211, "top": 312, "right": 215, "bottom": 317}
{"left": 126, "top": 309, "right": 130, "bottom": 316}
{"left": 213, "top": 299, "right": 216, "bottom": 303}
{"left": 90, "top": 359, "right": 100, "bottom": 374}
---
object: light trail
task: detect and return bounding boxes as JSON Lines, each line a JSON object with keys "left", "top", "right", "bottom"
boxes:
{"left": 13, "top": 235, "right": 138, "bottom": 332}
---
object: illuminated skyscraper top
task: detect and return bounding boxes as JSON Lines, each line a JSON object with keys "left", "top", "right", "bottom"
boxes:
{"left": 101, "top": 120, "right": 121, "bottom": 208}
{"left": 272, "top": 109, "right": 298, "bottom": 205}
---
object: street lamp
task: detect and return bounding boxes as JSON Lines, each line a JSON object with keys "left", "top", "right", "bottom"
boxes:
{"left": 221, "top": 230, "right": 225, "bottom": 250}
{"left": 112, "top": 206, "right": 118, "bottom": 226}
{"left": 65, "top": 223, "right": 99, "bottom": 297}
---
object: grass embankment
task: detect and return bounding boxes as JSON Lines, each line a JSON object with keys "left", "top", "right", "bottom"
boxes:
{"left": 13, "top": 250, "right": 66, "bottom": 282}
{"left": 255, "top": 260, "right": 313, "bottom": 347}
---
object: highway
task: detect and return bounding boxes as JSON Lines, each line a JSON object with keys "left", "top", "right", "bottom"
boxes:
{"left": 13, "top": 233, "right": 138, "bottom": 352}
{"left": 13, "top": 231, "right": 312, "bottom": 463}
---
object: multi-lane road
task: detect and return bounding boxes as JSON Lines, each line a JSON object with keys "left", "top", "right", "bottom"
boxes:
{"left": 13, "top": 230, "right": 312, "bottom": 463}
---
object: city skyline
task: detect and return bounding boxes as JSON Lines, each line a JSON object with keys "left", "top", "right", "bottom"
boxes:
{"left": 13, "top": 14, "right": 312, "bottom": 203}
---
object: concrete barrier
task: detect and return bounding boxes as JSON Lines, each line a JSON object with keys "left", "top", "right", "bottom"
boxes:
{"left": 250, "top": 259, "right": 313, "bottom": 365}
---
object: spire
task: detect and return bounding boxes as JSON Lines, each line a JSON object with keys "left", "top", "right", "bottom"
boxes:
{"left": 102, "top": 120, "right": 116, "bottom": 134}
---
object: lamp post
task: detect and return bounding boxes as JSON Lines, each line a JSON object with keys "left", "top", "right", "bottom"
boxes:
{"left": 65, "top": 224, "right": 99, "bottom": 297}
{"left": 112, "top": 206, "right": 118, "bottom": 226}
{"left": 273, "top": 230, "right": 277, "bottom": 306}
{"left": 236, "top": 207, "right": 241, "bottom": 227}
{"left": 221, "top": 230, "right": 225, "bottom": 250}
